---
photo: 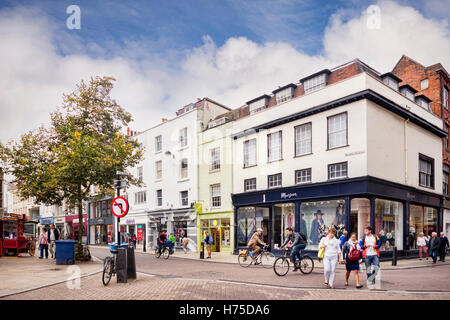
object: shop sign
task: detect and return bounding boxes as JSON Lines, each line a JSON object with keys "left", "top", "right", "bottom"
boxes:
{"left": 97, "top": 218, "right": 104, "bottom": 224}
{"left": 126, "top": 219, "right": 135, "bottom": 225}
{"left": 281, "top": 192, "right": 297, "bottom": 200}
{"left": 54, "top": 217, "right": 65, "bottom": 223}
{"left": 137, "top": 224, "right": 143, "bottom": 240}
{"left": 39, "top": 217, "right": 54, "bottom": 225}
{"left": 194, "top": 202, "right": 203, "bottom": 213}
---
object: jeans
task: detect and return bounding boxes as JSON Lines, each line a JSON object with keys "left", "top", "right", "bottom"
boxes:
{"left": 365, "top": 254, "right": 379, "bottom": 282}
{"left": 39, "top": 244, "right": 48, "bottom": 258}
{"left": 323, "top": 255, "right": 338, "bottom": 286}
{"left": 429, "top": 249, "right": 438, "bottom": 263}
{"left": 290, "top": 243, "right": 306, "bottom": 264}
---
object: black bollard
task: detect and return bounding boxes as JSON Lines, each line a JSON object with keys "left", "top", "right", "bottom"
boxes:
{"left": 200, "top": 241, "right": 205, "bottom": 259}
{"left": 392, "top": 246, "right": 397, "bottom": 266}
{"left": 117, "top": 247, "right": 128, "bottom": 283}
{"left": 126, "top": 247, "right": 136, "bottom": 279}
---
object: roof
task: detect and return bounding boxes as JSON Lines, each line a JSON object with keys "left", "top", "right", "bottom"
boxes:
{"left": 272, "top": 83, "right": 297, "bottom": 94}
{"left": 381, "top": 72, "right": 402, "bottom": 83}
{"left": 246, "top": 94, "right": 271, "bottom": 106}
{"left": 415, "top": 94, "right": 432, "bottom": 103}
{"left": 399, "top": 84, "right": 418, "bottom": 94}
{"left": 299, "top": 69, "right": 331, "bottom": 83}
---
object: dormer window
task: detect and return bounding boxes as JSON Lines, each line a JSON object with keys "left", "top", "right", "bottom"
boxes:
{"left": 247, "top": 95, "right": 270, "bottom": 115}
{"left": 300, "top": 70, "right": 330, "bottom": 94}
{"left": 399, "top": 84, "right": 417, "bottom": 101}
{"left": 415, "top": 94, "right": 432, "bottom": 111}
{"left": 381, "top": 73, "right": 401, "bottom": 91}
{"left": 273, "top": 84, "right": 296, "bottom": 104}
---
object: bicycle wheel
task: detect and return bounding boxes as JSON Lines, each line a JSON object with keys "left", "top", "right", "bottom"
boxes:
{"left": 238, "top": 253, "right": 253, "bottom": 267}
{"left": 102, "top": 257, "right": 113, "bottom": 286}
{"left": 162, "top": 247, "right": 170, "bottom": 259}
{"left": 260, "top": 251, "right": 276, "bottom": 269}
{"left": 273, "top": 257, "right": 290, "bottom": 276}
{"left": 154, "top": 248, "right": 161, "bottom": 258}
{"left": 299, "top": 255, "right": 314, "bottom": 274}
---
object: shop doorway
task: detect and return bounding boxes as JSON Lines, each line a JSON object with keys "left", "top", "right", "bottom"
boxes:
{"left": 350, "top": 198, "right": 371, "bottom": 240}
{"left": 211, "top": 228, "right": 220, "bottom": 252}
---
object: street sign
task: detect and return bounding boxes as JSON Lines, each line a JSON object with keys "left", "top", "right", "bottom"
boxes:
{"left": 111, "top": 196, "right": 129, "bottom": 218}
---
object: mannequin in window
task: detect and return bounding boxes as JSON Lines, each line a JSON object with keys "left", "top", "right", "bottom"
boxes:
{"left": 332, "top": 202, "right": 346, "bottom": 227}
{"left": 310, "top": 210, "right": 324, "bottom": 245}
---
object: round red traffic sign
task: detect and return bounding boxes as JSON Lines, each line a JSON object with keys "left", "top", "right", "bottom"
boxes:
{"left": 111, "top": 196, "right": 129, "bottom": 218}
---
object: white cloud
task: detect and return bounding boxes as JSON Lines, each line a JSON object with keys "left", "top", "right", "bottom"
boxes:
{"left": 0, "top": 1, "right": 449, "bottom": 144}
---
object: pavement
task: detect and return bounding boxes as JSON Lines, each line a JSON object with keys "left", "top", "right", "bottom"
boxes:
{"left": 1, "top": 246, "right": 449, "bottom": 300}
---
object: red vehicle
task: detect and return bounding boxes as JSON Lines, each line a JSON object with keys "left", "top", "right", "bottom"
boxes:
{"left": 0, "top": 213, "right": 37, "bottom": 257}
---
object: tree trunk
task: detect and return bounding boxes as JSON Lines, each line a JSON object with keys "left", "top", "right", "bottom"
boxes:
{"left": 77, "top": 198, "right": 84, "bottom": 244}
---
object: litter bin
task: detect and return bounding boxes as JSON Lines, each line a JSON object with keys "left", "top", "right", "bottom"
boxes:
{"left": 55, "top": 240, "right": 77, "bottom": 265}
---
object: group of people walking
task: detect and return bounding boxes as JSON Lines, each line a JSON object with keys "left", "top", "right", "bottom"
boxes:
{"left": 416, "top": 231, "right": 449, "bottom": 263}
{"left": 38, "top": 224, "right": 61, "bottom": 259}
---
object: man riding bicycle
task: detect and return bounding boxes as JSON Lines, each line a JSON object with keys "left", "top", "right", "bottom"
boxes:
{"left": 248, "top": 228, "right": 267, "bottom": 261}
{"left": 157, "top": 230, "right": 168, "bottom": 254}
{"left": 280, "top": 227, "right": 307, "bottom": 272}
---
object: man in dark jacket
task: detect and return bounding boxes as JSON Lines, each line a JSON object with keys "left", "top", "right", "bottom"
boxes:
{"left": 438, "top": 232, "right": 449, "bottom": 262}
{"left": 428, "top": 232, "right": 441, "bottom": 264}
{"left": 47, "top": 224, "right": 60, "bottom": 259}
{"left": 281, "top": 228, "right": 307, "bottom": 272}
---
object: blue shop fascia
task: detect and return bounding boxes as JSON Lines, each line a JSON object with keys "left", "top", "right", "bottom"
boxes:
{"left": 232, "top": 176, "right": 443, "bottom": 259}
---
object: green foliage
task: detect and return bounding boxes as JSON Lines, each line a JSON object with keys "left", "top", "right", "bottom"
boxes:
{"left": 0, "top": 76, "right": 144, "bottom": 242}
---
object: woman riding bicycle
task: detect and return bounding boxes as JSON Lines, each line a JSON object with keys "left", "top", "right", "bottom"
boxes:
{"left": 280, "top": 228, "right": 307, "bottom": 272}
{"left": 248, "top": 228, "right": 267, "bottom": 258}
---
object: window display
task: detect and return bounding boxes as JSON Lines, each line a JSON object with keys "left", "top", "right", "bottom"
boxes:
{"left": 237, "top": 207, "right": 269, "bottom": 247}
{"left": 350, "top": 198, "right": 371, "bottom": 240}
{"left": 375, "top": 199, "right": 403, "bottom": 251}
{"left": 300, "top": 199, "right": 346, "bottom": 249}
{"left": 409, "top": 205, "right": 424, "bottom": 249}
{"left": 424, "top": 207, "right": 437, "bottom": 235}
{"left": 273, "top": 203, "right": 295, "bottom": 247}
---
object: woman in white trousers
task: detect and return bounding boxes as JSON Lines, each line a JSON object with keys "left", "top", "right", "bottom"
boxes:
{"left": 319, "top": 227, "right": 342, "bottom": 289}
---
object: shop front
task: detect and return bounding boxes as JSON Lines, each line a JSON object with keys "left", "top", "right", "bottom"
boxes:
{"left": 147, "top": 208, "right": 197, "bottom": 251}
{"left": 119, "top": 215, "right": 147, "bottom": 249}
{"left": 197, "top": 212, "right": 234, "bottom": 253}
{"left": 232, "top": 176, "right": 442, "bottom": 259}
{"left": 87, "top": 198, "right": 115, "bottom": 245}
{"left": 53, "top": 217, "right": 65, "bottom": 238}
{"left": 65, "top": 214, "right": 88, "bottom": 243}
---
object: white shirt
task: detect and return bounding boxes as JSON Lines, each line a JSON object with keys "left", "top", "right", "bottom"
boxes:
{"left": 50, "top": 229, "right": 56, "bottom": 241}
{"left": 364, "top": 234, "right": 377, "bottom": 256}
{"left": 416, "top": 236, "right": 427, "bottom": 247}
{"left": 321, "top": 236, "right": 341, "bottom": 258}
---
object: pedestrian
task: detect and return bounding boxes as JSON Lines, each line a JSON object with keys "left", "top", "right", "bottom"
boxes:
{"left": 416, "top": 232, "right": 428, "bottom": 260}
{"left": 204, "top": 231, "right": 214, "bottom": 259}
{"left": 131, "top": 234, "right": 137, "bottom": 249}
{"left": 360, "top": 226, "right": 381, "bottom": 286}
{"left": 343, "top": 233, "right": 363, "bottom": 289}
{"left": 319, "top": 227, "right": 342, "bottom": 289}
{"left": 168, "top": 233, "right": 176, "bottom": 254}
{"left": 47, "top": 224, "right": 60, "bottom": 259}
{"left": 38, "top": 228, "right": 49, "bottom": 259}
{"left": 438, "top": 232, "right": 449, "bottom": 262}
{"left": 428, "top": 232, "right": 441, "bottom": 264}
{"left": 339, "top": 230, "right": 348, "bottom": 252}
{"left": 182, "top": 236, "right": 189, "bottom": 254}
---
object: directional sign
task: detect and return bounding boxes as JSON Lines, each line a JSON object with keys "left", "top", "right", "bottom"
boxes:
{"left": 111, "top": 196, "right": 129, "bottom": 218}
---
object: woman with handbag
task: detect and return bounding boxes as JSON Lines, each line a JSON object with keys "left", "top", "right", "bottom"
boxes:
{"left": 343, "top": 233, "right": 363, "bottom": 288}
{"left": 319, "top": 227, "right": 342, "bottom": 289}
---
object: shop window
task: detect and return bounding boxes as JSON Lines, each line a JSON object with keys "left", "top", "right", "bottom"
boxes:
{"left": 237, "top": 207, "right": 269, "bottom": 247}
{"left": 173, "top": 221, "right": 187, "bottom": 246}
{"left": 350, "top": 198, "right": 371, "bottom": 241}
{"left": 409, "top": 205, "right": 424, "bottom": 249}
{"left": 327, "top": 112, "right": 347, "bottom": 149}
{"left": 424, "top": 207, "right": 438, "bottom": 235}
{"left": 375, "top": 199, "right": 403, "bottom": 251}
{"left": 273, "top": 203, "right": 295, "bottom": 248}
{"left": 300, "top": 199, "right": 346, "bottom": 249}
{"left": 244, "top": 139, "right": 257, "bottom": 168}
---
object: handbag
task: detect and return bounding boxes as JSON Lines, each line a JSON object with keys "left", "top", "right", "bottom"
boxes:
{"left": 317, "top": 247, "right": 325, "bottom": 259}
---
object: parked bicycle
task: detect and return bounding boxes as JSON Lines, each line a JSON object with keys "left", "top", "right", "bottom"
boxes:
{"left": 238, "top": 245, "right": 276, "bottom": 268}
{"left": 273, "top": 247, "right": 314, "bottom": 276}
{"left": 102, "top": 243, "right": 127, "bottom": 286}
{"left": 154, "top": 243, "right": 173, "bottom": 259}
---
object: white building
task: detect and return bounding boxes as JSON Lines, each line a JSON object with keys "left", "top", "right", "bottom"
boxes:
{"left": 231, "top": 59, "right": 444, "bottom": 257}
{"left": 124, "top": 98, "right": 231, "bottom": 251}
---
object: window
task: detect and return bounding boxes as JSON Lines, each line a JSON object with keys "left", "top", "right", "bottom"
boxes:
{"left": 416, "top": 98, "right": 430, "bottom": 111}
{"left": 137, "top": 166, "right": 143, "bottom": 182}
{"left": 244, "top": 178, "right": 257, "bottom": 192}
{"left": 180, "top": 191, "right": 188, "bottom": 206}
{"left": 383, "top": 77, "right": 399, "bottom": 90}
{"left": 400, "top": 88, "right": 415, "bottom": 100}
{"left": 211, "top": 184, "right": 221, "bottom": 207}
{"left": 134, "top": 191, "right": 147, "bottom": 204}
{"left": 275, "top": 87, "right": 294, "bottom": 104}
{"left": 444, "top": 87, "right": 449, "bottom": 110}
{"left": 180, "top": 158, "right": 188, "bottom": 179}
{"left": 267, "top": 131, "right": 282, "bottom": 162}
{"left": 249, "top": 99, "right": 267, "bottom": 115}
{"left": 328, "top": 112, "right": 347, "bottom": 149}
{"left": 210, "top": 148, "right": 220, "bottom": 171}
{"left": 375, "top": 199, "right": 403, "bottom": 250}
{"left": 443, "top": 172, "right": 448, "bottom": 196}
{"left": 156, "top": 190, "right": 162, "bottom": 207}
{"left": 244, "top": 139, "right": 257, "bottom": 168}
{"left": 155, "top": 160, "right": 162, "bottom": 180}
{"left": 303, "top": 73, "right": 327, "bottom": 94}
{"left": 328, "top": 162, "right": 348, "bottom": 180}
{"left": 295, "top": 123, "right": 312, "bottom": 156}
{"left": 446, "top": 124, "right": 449, "bottom": 150}
{"left": 295, "top": 168, "right": 311, "bottom": 184}
{"left": 155, "top": 135, "right": 162, "bottom": 153}
{"left": 419, "top": 154, "right": 434, "bottom": 188}
{"left": 268, "top": 173, "right": 282, "bottom": 188}
{"left": 420, "top": 79, "right": 428, "bottom": 90}
{"left": 179, "top": 128, "right": 187, "bottom": 148}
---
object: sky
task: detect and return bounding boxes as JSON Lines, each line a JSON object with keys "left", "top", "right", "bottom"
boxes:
{"left": 0, "top": 0, "right": 449, "bottom": 143}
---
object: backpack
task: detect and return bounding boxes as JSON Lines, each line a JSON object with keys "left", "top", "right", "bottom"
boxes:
{"left": 348, "top": 244, "right": 360, "bottom": 261}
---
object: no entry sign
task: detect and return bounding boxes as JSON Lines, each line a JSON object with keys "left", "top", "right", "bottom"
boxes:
{"left": 111, "top": 196, "right": 129, "bottom": 218}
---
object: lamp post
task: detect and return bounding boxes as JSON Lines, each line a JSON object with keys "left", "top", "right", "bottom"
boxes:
{"left": 115, "top": 171, "right": 127, "bottom": 245}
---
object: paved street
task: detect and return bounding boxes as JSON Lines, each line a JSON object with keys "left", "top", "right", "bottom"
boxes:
{"left": 1, "top": 246, "right": 449, "bottom": 300}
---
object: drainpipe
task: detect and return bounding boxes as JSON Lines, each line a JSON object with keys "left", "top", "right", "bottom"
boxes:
{"left": 404, "top": 119, "right": 409, "bottom": 184}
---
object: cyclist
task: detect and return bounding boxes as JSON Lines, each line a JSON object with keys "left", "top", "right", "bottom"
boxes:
{"left": 157, "top": 230, "right": 168, "bottom": 254}
{"left": 280, "top": 227, "right": 307, "bottom": 272}
{"left": 168, "top": 233, "right": 176, "bottom": 254}
{"left": 248, "top": 228, "right": 267, "bottom": 262}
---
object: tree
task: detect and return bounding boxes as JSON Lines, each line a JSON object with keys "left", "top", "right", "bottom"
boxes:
{"left": 0, "top": 76, "right": 144, "bottom": 248}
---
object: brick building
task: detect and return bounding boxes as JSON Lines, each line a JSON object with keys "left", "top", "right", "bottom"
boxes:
{"left": 392, "top": 55, "right": 450, "bottom": 236}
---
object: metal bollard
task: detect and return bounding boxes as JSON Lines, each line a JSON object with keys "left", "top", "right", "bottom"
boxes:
{"left": 392, "top": 246, "right": 397, "bottom": 266}
{"left": 117, "top": 247, "right": 128, "bottom": 283}
{"left": 200, "top": 242, "right": 205, "bottom": 259}
{"left": 126, "top": 247, "right": 136, "bottom": 279}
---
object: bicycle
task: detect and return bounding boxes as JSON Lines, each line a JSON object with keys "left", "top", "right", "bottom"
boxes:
{"left": 273, "top": 247, "right": 314, "bottom": 276}
{"left": 102, "top": 243, "right": 127, "bottom": 286}
{"left": 238, "top": 245, "right": 276, "bottom": 268}
{"left": 154, "top": 243, "right": 173, "bottom": 259}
